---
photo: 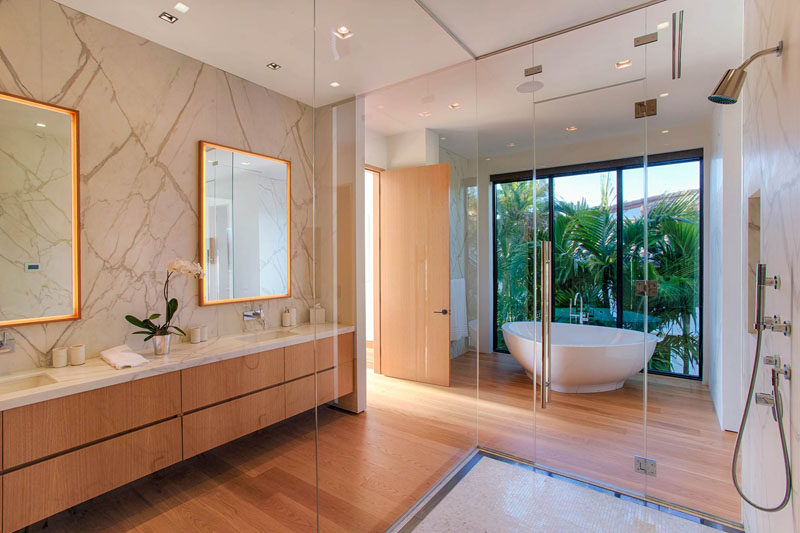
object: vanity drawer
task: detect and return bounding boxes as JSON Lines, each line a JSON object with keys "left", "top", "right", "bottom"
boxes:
{"left": 285, "top": 375, "right": 315, "bottom": 417}
{"left": 285, "top": 341, "right": 314, "bottom": 381}
{"left": 2, "top": 418, "right": 181, "bottom": 533}
{"left": 2, "top": 372, "right": 180, "bottom": 469}
{"left": 183, "top": 384, "right": 285, "bottom": 458}
{"left": 316, "top": 358, "right": 354, "bottom": 405}
{"left": 182, "top": 348, "right": 284, "bottom": 411}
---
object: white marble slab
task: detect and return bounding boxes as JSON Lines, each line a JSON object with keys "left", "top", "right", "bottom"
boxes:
{"left": 0, "top": 323, "right": 353, "bottom": 411}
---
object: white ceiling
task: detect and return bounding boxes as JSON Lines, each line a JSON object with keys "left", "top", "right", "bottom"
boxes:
{"left": 54, "top": 0, "right": 742, "bottom": 160}
{"left": 54, "top": 0, "right": 470, "bottom": 107}
{"left": 365, "top": 0, "right": 743, "bottom": 158}
{"left": 422, "top": 0, "right": 650, "bottom": 57}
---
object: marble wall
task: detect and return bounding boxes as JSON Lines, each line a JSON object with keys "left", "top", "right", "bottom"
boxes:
{"left": 0, "top": 0, "right": 314, "bottom": 373}
{"left": 741, "top": 0, "right": 799, "bottom": 529}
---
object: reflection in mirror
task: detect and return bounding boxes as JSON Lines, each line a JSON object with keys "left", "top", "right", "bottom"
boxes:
{"left": 200, "top": 141, "right": 291, "bottom": 305}
{"left": 0, "top": 92, "right": 79, "bottom": 326}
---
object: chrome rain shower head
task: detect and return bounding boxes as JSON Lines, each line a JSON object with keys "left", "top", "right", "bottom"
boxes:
{"left": 709, "top": 41, "right": 783, "bottom": 104}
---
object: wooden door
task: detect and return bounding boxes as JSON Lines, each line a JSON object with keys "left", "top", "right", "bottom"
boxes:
{"left": 380, "top": 163, "right": 450, "bottom": 386}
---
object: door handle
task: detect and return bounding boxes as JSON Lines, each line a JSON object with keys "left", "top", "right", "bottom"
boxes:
{"left": 434, "top": 309, "right": 449, "bottom": 315}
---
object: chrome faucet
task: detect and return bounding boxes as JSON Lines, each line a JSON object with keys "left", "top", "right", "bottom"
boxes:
{"left": 568, "top": 294, "right": 589, "bottom": 324}
{"left": 0, "top": 331, "right": 15, "bottom": 353}
{"left": 243, "top": 306, "right": 266, "bottom": 328}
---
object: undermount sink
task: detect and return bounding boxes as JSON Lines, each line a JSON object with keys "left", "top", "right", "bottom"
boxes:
{"left": 0, "top": 372, "right": 57, "bottom": 395}
{"left": 238, "top": 330, "right": 296, "bottom": 343}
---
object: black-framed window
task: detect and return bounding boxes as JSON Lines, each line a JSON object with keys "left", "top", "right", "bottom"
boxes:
{"left": 492, "top": 149, "right": 704, "bottom": 379}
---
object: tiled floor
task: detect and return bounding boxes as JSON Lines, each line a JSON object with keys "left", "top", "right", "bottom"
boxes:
{"left": 405, "top": 454, "right": 742, "bottom": 533}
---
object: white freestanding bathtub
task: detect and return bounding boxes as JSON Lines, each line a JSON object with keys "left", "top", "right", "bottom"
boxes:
{"left": 501, "top": 321, "right": 660, "bottom": 393}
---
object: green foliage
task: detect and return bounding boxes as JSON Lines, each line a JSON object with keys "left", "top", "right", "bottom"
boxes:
{"left": 124, "top": 273, "right": 186, "bottom": 340}
{"left": 495, "top": 176, "right": 700, "bottom": 376}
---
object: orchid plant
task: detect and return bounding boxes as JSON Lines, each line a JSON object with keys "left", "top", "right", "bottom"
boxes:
{"left": 125, "top": 259, "right": 205, "bottom": 341}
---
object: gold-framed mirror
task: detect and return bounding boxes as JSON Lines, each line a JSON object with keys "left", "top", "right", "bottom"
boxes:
{"left": 199, "top": 141, "right": 291, "bottom": 306}
{"left": 0, "top": 91, "right": 80, "bottom": 327}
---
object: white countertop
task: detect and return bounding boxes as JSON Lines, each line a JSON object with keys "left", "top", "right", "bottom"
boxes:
{"left": 0, "top": 323, "right": 354, "bottom": 411}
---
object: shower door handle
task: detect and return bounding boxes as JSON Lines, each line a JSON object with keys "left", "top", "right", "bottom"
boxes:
{"left": 541, "top": 241, "right": 552, "bottom": 409}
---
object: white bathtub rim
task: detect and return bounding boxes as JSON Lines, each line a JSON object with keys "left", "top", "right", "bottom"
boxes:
{"left": 501, "top": 321, "right": 660, "bottom": 349}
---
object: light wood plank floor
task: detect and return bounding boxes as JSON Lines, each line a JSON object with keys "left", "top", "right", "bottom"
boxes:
{"left": 30, "top": 350, "right": 738, "bottom": 532}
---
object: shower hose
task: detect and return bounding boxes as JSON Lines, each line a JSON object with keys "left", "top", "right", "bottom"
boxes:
{"left": 730, "top": 286, "right": 792, "bottom": 512}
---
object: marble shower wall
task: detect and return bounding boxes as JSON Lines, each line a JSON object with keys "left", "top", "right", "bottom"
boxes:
{"left": 741, "top": 0, "right": 799, "bottom": 530}
{"left": 0, "top": 0, "right": 314, "bottom": 373}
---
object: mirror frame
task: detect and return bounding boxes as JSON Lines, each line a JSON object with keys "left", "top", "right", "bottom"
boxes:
{"left": 198, "top": 140, "right": 292, "bottom": 306}
{"left": 0, "top": 91, "right": 81, "bottom": 328}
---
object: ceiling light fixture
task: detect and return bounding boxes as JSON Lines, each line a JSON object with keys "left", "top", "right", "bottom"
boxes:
{"left": 241, "top": 161, "right": 251, "bottom": 165}
{"left": 158, "top": 12, "right": 178, "bottom": 23}
{"left": 566, "top": 126, "right": 578, "bottom": 131}
{"left": 485, "top": 158, "right": 491, "bottom": 161}
{"left": 266, "top": 62, "right": 281, "bottom": 70}
{"left": 334, "top": 26, "right": 353, "bottom": 39}
{"left": 418, "top": 111, "right": 432, "bottom": 118}
{"left": 440, "top": 136, "right": 447, "bottom": 141}
{"left": 448, "top": 102, "right": 461, "bottom": 110}
{"left": 329, "top": 81, "right": 340, "bottom": 87}
{"left": 35, "top": 122, "right": 47, "bottom": 128}
{"left": 174, "top": 2, "right": 190, "bottom": 14}
{"left": 615, "top": 59, "right": 632, "bottom": 69}
{"left": 661, "top": 130, "right": 670, "bottom": 134}
{"left": 506, "top": 142, "right": 516, "bottom": 147}
{"left": 657, "top": 21, "right": 670, "bottom": 30}
{"left": 659, "top": 92, "right": 669, "bottom": 98}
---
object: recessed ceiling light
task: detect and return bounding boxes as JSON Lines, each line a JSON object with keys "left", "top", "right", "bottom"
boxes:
{"left": 158, "top": 12, "right": 178, "bottom": 23}
{"left": 659, "top": 92, "right": 669, "bottom": 98}
{"left": 35, "top": 122, "right": 47, "bottom": 128}
{"left": 241, "top": 161, "right": 251, "bottom": 165}
{"left": 329, "top": 81, "right": 340, "bottom": 87}
{"left": 661, "top": 130, "right": 670, "bottom": 134}
{"left": 506, "top": 142, "right": 516, "bottom": 147}
{"left": 266, "top": 62, "right": 281, "bottom": 70}
{"left": 418, "top": 111, "right": 432, "bottom": 118}
{"left": 334, "top": 26, "right": 353, "bottom": 39}
{"left": 440, "top": 136, "right": 447, "bottom": 141}
{"left": 485, "top": 158, "right": 491, "bottom": 161}
{"left": 448, "top": 102, "right": 461, "bottom": 110}
{"left": 174, "top": 2, "right": 190, "bottom": 14}
{"left": 657, "top": 21, "right": 670, "bottom": 30}
{"left": 566, "top": 125, "right": 578, "bottom": 131}
{"left": 615, "top": 59, "right": 632, "bottom": 69}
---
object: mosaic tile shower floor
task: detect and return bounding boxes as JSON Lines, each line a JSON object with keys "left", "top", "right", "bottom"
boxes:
{"left": 407, "top": 455, "right": 739, "bottom": 532}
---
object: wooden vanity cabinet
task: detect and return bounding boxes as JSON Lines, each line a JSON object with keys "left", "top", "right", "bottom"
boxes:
{"left": 3, "top": 419, "right": 181, "bottom": 533}
{"left": 0, "top": 331, "right": 354, "bottom": 532}
{"left": 183, "top": 385, "right": 285, "bottom": 458}
{"left": 181, "top": 348, "right": 284, "bottom": 411}
{"left": 2, "top": 372, "right": 180, "bottom": 469}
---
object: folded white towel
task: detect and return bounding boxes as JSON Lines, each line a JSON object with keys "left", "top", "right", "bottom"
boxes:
{"left": 100, "top": 344, "right": 149, "bottom": 369}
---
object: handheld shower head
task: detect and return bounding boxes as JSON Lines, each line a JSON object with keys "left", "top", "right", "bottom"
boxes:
{"left": 709, "top": 41, "right": 783, "bottom": 104}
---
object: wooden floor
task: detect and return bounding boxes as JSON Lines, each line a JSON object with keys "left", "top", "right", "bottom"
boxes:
{"left": 31, "top": 350, "right": 738, "bottom": 532}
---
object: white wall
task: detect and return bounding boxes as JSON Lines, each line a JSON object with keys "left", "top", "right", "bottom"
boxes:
{"left": 708, "top": 103, "right": 745, "bottom": 431}
{"left": 365, "top": 128, "right": 387, "bottom": 169}
{"left": 741, "top": 0, "right": 799, "bottom": 529}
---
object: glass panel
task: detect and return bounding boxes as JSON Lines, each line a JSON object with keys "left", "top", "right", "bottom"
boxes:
{"left": 477, "top": 42, "right": 536, "bottom": 461}
{"left": 532, "top": 9, "right": 648, "bottom": 494}
{"left": 642, "top": 0, "right": 741, "bottom": 522}
{"left": 314, "top": 1, "right": 479, "bottom": 527}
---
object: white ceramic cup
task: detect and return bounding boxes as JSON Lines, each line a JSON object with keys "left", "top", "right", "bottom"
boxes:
{"left": 52, "top": 346, "right": 68, "bottom": 368}
{"left": 68, "top": 344, "right": 86, "bottom": 366}
{"left": 189, "top": 327, "right": 202, "bottom": 344}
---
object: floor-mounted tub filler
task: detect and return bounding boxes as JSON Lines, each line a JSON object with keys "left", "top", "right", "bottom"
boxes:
{"left": 501, "top": 321, "right": 659, "bottom": 393}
